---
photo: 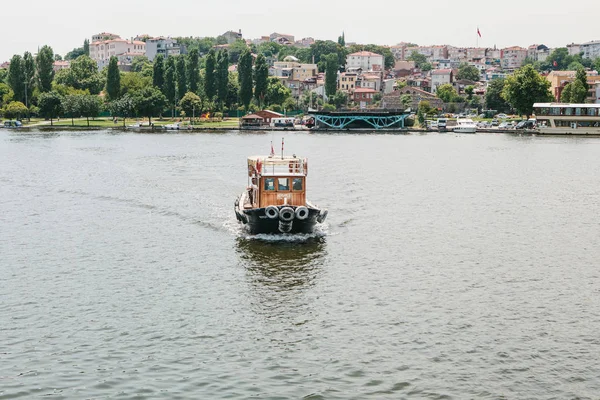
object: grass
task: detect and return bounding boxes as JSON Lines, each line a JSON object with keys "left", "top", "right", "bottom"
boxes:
{"left": 27, "top": 117, "right": 241, "bottom": 128}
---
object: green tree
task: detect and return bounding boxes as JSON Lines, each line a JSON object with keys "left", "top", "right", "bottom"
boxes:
{"left": 78, "top": 95, "right": 102, "bottom": 126}
{"left": 436, "top": 83, "right": 458, "bottom": 103}
{"left": 561, "top": 80, "right": 587, "bottom": 103}
{"left": 485, "top": 78, "right": 510, "bottom": 113}
{"left": 133, "top": 86, "right": 167, "bottom": 125}
{"left": 7, "top": 55, "right": 25, "bottom": 104}
{"left": 465, "top": 85, "right": 474, "bottom": 101}
{"left": 54, "top": 54, "right": 63, "bottom": 61}
{"left": 23, "top": 52, "right": 36, "bottom": 103}
{"left": 176, "top": 56, "right": 187, "bottom": 100}
{"left": 238, "top": 49, "right": 253, "bottom": 111}
{"left": 106, "top": 56, "right": 121, "bottom": 101}
{"left": 325, "top": 53, "right": 338, "bottom": 98}
{"left": 0, "top": 83, "right": 12, "bottom": 107}
{"left": 2, "top": 101, "right": 28, "bottom": 120}
{"left": 216, "top": 49, "right": 229, "bottom": 109}
{"left": 575, "top": 67, "right": 589, "bottom": 92}
{"left": 264, "top": 77, "right": 291, "bottom": 106}
{"left": 37, "top": 91, "right": 63, "bottom": 125}
{"left": 204, "top": 49, "right": 216, "bottom": 100}
{"left": 61, "top": 95, "right": 81, "bottom": 126}
{"left": 163, "top": 56, "right": 177, "bottom": 116}
{"left": 36, "top": 45, "right": 55, "bottom": 93}
{"left": 595, "top": 58, "right": 600, "bottom": 73}
{"left": 179, "top": 91, "right": 202, "bottom": 120}
{"left": 407, "top": 51, "right": 428, "bottom": 70}
{"left": 83, "top": 39, "right": 90, "bottom": 56}
{"left": 338, "top": 32, "right": 345, "bottom": 47}
{"left": 187, "top": 49, "right": 200, "bottom": 93}
{"left": 152, "top": 54, "right": 165, "bottom": 91}
{"left": 108, "top": 94, "right": 135, "bottom": 126}
{"left": 502, "top": 64, "right": 553, "bottom": 118}
{"left": 567, "top": 61, "right": 584, "bottom": 71}
{"left": 131, "top": 56, "right": 151, "bottom": 73}
{"left": 120, "top": 72, "right": 151, "bottom": 97}
{"left": 331, "top": 91, "right": 348, "bottom": 109}
{"left": 55, "top": 56, "right": 104, "bottom": 94}
{"left": 457, "top": 63, "right": 480, "bottom": 81}
{"left": 400, "top": 94, "right": 412, "bottom": 109}
{"left": 321, "top": 103, "right": 335, "bottom": 112}
{"left": 544, "top": 47, "right": 570, "bottom": 70}
{"left": 65, "top": 47, "right": 85, "bottom": 60}
{"left": 228, "top": 40, "right": 249, "bottom": 64}
{"left": 254, "top": 54, "right": 269, "bottom": 108}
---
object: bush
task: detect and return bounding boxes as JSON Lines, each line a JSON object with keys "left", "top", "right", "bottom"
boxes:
{"left": 268, "top": 104, "right": 282, "bottom": 113}
{"left": 321, "top": 103, "right": 335, "bottom": 112}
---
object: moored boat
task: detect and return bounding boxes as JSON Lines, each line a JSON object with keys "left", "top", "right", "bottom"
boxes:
{"left": 234, "top": 148, "right": 327, "bottom": 234}
{"left": 453, "top": 118, "right": 477, "bottom": 134}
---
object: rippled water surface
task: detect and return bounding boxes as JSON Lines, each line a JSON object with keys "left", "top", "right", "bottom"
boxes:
{"left": 2, "top": 130, "right": 600, "bottom": 399}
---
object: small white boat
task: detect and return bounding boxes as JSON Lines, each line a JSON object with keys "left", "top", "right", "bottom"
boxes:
{"left": 164, "top": 123, "right": 181, "bottom": 130}
{"left": 453, "top": 118, "right": 477, "bottom": 134}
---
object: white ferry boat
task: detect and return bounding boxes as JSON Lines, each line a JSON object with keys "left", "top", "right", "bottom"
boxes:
{"left": 453, "top": 118, "right": 477, "bottom": 134}
{"left": 533, "top": 103, "right": 600, "bottom": 135}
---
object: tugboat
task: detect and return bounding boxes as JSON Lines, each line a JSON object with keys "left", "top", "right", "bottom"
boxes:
{"left": 234, "top": 142, "right": 328, "bottom": 234}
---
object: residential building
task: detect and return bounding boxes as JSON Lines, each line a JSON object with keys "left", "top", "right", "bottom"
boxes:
{"left": 500, "top": 46, "right": 527, "bottom": 70}
{"left": 338, "top": 72, "right": 358, "bottom": 92}
{"left": 466, "top": 48, "right": 486, "bottom": 61}
{"left": 295, "top": 37, "right": 315, "bottom": 48}
{"left": 353, "top": 88, "right": 377, "bottom": 106}
{"left": 145, "top": 37, "right": 183, "bottom": 62}
{"left": 357, "top": 73, "right": 382, "bottom": 92}
{"left": 580, "top": 40, "right": 600, "bottom": 59}
{"left": 271, "top": 56, "right": 318, "bottom": 97}
{"left": 393, "top": 60, "right": 416, "bottom": 77}
{"left": 89, "top": 37, "right": 146, "bottom": 69}
{"left": 92, "top": 32, "right": 120, "bottom": 42}
{"left": 221, "top": 30, "right": 243, "bottom": 44}
{"left": 53, "top": 60, "right": 70, "bottom": 72}
{"left": 546, "top": 70, "right": 600, "bottom": 101}
{"left": 567, "top": 43, "right": 581, "bottom": 56}
{"left": 270, "top": 32, "right": 295, "bottom": 43}
{"left": 527, "top": 44, "right": 551, "bottom": 62}
{"left": 431, "top": 69, "right": 453, "bottom": 93}
{"left": 447, "top": 46, "right": 468, "bottom": 62}
{"left": 346, "top": 51, "right": 384, "bottom": 72}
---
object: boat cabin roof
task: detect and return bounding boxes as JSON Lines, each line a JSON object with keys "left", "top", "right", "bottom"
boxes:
{"left": 248, "top": 155, "right": 307, "bottom": 177}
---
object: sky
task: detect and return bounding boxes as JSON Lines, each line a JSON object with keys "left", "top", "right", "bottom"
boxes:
{"left": 2, "top": 0, "right": 599, "bottom": 62}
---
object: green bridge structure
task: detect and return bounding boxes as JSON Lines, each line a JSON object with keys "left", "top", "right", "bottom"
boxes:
{"left": 309, "top": 109, "right": 409, "bottom": 130}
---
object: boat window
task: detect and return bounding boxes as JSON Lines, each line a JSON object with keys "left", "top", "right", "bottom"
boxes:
{"left": 278, "top": 178, "right": 289, "bottom": 191}
{"left": 292, "top": 178, "right": 303, "bottom": 191}
{"left": 264, "top": 178, "right": 275, "bottom": 191}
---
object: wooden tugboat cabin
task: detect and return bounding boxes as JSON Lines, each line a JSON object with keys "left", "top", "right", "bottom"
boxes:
{"left": 245, "top": 155, "right": 308, "bottom": 210}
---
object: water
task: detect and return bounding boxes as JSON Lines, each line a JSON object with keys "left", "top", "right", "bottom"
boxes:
{"left": 1, "top": 130, "right": 600, "bottom": 399}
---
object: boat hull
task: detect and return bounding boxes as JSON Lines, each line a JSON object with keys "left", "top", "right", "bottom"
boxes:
{"left": 235, "top": 196, "right": 326, "bottom": 234}
{"left": 453, "top": 127, "right": 477, "bottom": 134}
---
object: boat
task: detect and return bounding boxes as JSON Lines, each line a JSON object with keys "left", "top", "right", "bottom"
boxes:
{"left": 533, "top": 103, "right": 600, "bottom": 135}
{"left": 234, "top": 148, "right": 328, "bottom": 234}
{"left": 453, "top": 118, "right": 477, "bottom": 133}
{"left": 3, "top": 120, "right": 23, "bottom": 128}
{"left": 164, "top": 122, "right": 181, "bottom": 130}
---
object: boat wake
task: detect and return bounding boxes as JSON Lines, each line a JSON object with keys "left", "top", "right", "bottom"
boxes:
{"left": 237, "top": 225, "right": 329, "bottom": 243}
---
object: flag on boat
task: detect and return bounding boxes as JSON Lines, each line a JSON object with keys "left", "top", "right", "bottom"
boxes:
{"left": 477, "top": 27, "right": 482, "bottom": 38}
{"left": 270, "top": 141, "right": 275, "bottom": 157}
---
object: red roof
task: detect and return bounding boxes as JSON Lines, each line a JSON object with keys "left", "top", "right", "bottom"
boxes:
{"left": 349, "top": 51, "right": 382, "bottom": 57}
{"left": 354, "top": 88, "right": 377, "bottom": 93}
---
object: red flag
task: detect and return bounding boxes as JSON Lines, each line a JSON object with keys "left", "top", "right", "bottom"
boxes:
{"left": 477, "top": 27, "right": 482, "bottom": 38}
{"left": 553, "top": 60, "right": 558, "bottom": 67}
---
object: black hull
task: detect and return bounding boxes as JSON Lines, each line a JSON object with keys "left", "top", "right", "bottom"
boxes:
{"left": 235, "top": 197, "right": 327, "bottom": 235}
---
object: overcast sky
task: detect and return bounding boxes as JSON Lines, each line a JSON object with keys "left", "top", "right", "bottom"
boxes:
{"left": 2, "top": 0, "right": 598, "bottom": 62}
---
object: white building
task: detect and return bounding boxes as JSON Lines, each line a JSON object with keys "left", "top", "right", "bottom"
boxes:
{"left": 431, "top": 69, "right": 453, "bottom": 93}
{"left": 500, "top": 46, "right": 527, "bottom": 70}
{"left": 89, "top": 37, "right": 146, "bottom": 69}
{"left": 145, "top": 37, "right": 182, "bottom": 61}
{"left": 580, "top": 40, "right": 600, "bottom": 59}
{"left": 595, "top": 82, "right": 600, "bottom": 104}
{"left": 346, "top": 51, "right": 384, "bottom": 72}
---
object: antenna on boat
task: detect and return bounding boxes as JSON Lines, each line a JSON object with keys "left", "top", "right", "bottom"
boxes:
{"left": 281, "top": 137, "right": 284, "bottom": 159}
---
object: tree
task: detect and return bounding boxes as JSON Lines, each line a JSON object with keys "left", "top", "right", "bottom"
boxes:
{"left": 238, "top": 49, "right": 253, "bottom": 111}
{"left": 152, "top": 54, "right": 165, "bottom": 91}
{"left": 23, "top": 52, "right": 36, "bottom": 103}
{"left": 407, "top": 51, "right": 428, "bottom": 70}
{"left": 575, "top": 67, "right": 589, "bottom": 92}
{"left": 325, "top": 53, "right": 338, "bottom": 98}
{"left": 163, "top": 56, "right": 177, "bottom": 116}
{"left": 54, "top": 54, "right": 63, "bottom": 61}
{"left": 545, "top": 47, "right": 570, "bottom": 70}
{"left": 61, "top": 95, "right": 80, "bottom": 126}
{"left": 176, "top": 56, "right": 187, "bottom": 100}
{"left": 228, "top": 40, "right": 249, "bottom": 64}
{"left": 106, "top": 56, "right": 121, "bottom": 101}
{"left": 331, "top": 91, "right": 348, "bottom": 109}
{"left": 83, "top": 39, "right": 90, "bottom": 56}
{"left": 133, "top": 86, "right": 167, "bottom": 125}
{"left": 204, "top": 49, "right": 216, "bottom": 100}
{"left": 7, "top": 55, "right": 25, "bottom": 104}
{"left": 36, "top": 45, "right": 55, "bottom": 93}
{"left": 55, "top": 56, "right": 104, "bottom": 94}
{"left": 179, "top": 91, "right": 202, "bottom": 120}
{"left": 264, "top": 77, "right": 291, "bottom": 106}
{"left": 78, "top": 95, "right": 102, "bottom": 126}
{"left": 567, "top": 61, "right": 584, "bottom": 72}
{"left": 37, "top": 91, "right": 63, "bottom": 125}
{"left": 322, "top": 103, "right": 335, "bottom": 112}
{"left": 400, "top": 94, "right": 412, "bottom": 109}
{"left": 436, "top": 83, "right": 459, "bottom": 103}
{"left": 119, "top": 72, "right": 151, "bottom": 97}
{"left": 254, "top": 54, "right": 268, "bottom": 108}
{"left": 64, "top": 47, "right": 85, "bottom": 61}
{"left": 561, "top": 80, "right": 587, "bottom": 103}
{"left": 485, "top": 78, "right": 510, "bottom": 113}
{"left": 502, "top": 65, "right": 553, "bottom": 118}
{"left": 457, "top": 63, "right": 480, "bottom": 81}
{"left": 338, "top": 32, "right": 345, "bottom": 47}
{"left": 0, "top": 83, "right": 12, "bottom": 107}
{"left": 131, "top": 56, "right": 151, "bottom": 73}
{"left": 2, "top": 101, "right": 28, "bottom": 120}
{"left": 595, "top": 58, "right": 600, "bottom": 74}
{"left": 465, "top": 85, "right": 474, "bottom": 101}
{"left": 216, "top": 49, "right": 229, "bottom": 109}
{"left": 108, "top": 94, "right": 135, "bottom": 126}
{"left": 188, "top": 49, "right": 200, "bottom": 94}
